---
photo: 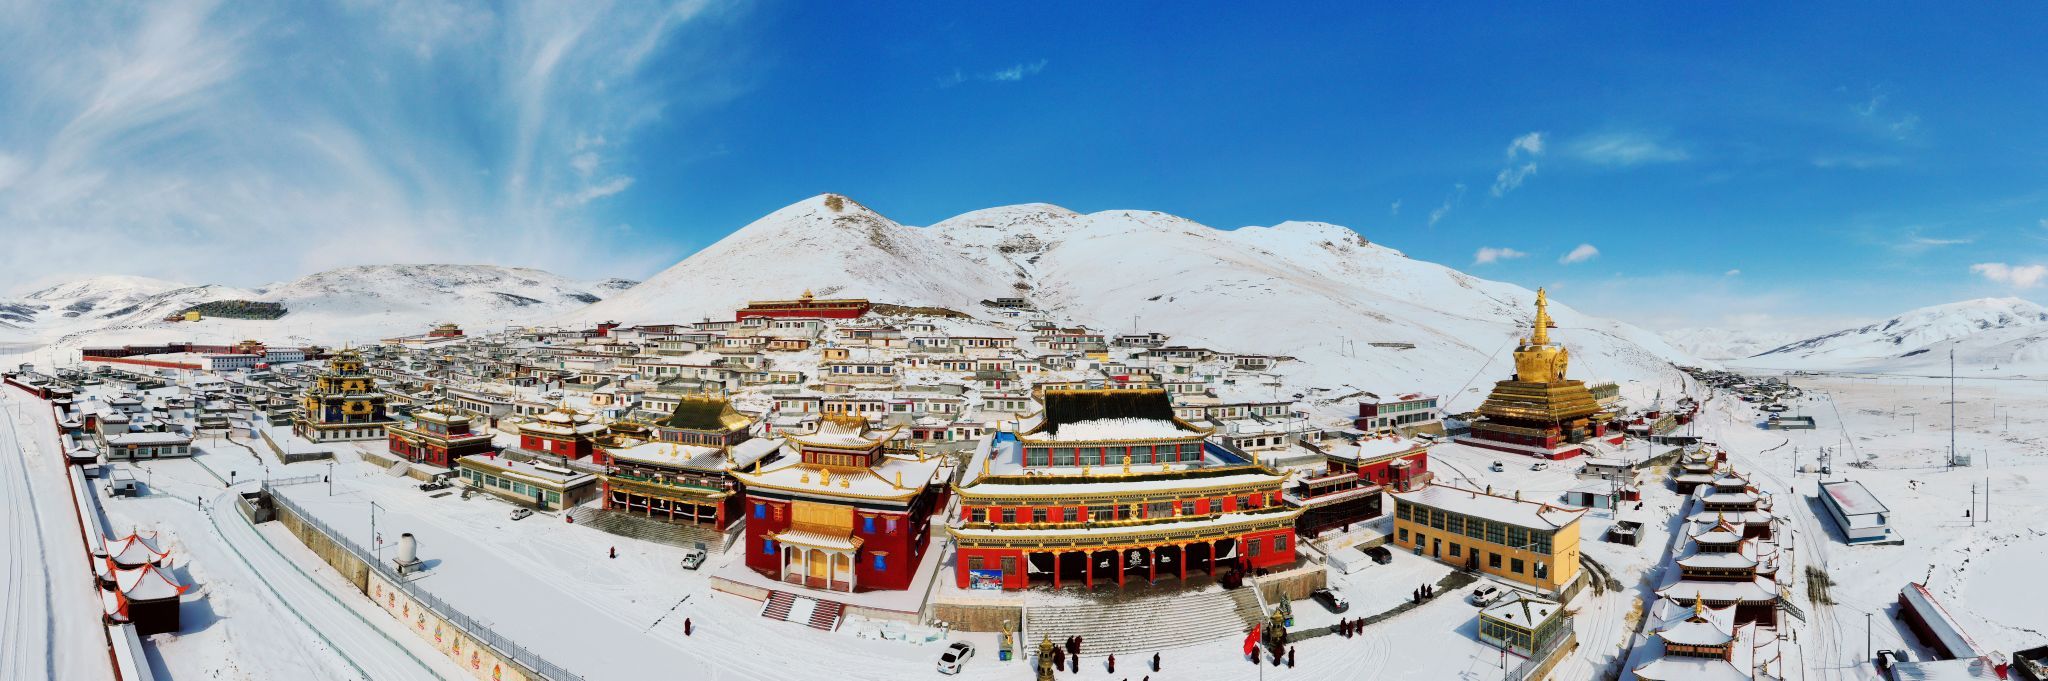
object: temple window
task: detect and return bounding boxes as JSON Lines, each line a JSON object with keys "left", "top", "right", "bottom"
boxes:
{"left": 763, "top": 539, "right": 776, "bottom": 555}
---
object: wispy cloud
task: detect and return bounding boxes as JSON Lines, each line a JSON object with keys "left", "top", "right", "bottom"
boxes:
{"left": 1559, "top": 243, "right": 1600, "bottom": 264}
{"left": 1472, "top": 247, "right": 1527, "bottom": 265}
{"left": 1428, "top": 183, "right": 1466, "bottom": 227}
{"left": 938, "top": 59, "right": 1048, "bottom": 88}
{"left": 1388, "top": 199, "right": 1401, "bottom": 216}
{"left": 1853, "top": 87, "right": 1920, "bottom": 141}
{"left": 1724, "top": 269, "right": 1741, "bottom": 277}
{"left": 1490, "top": 131, "right": 1544, "bottom": 197}
{"left": 0, "top": 0, "right": 746, "bottom": 289}
{"left": 1972, "top": 262, "right": 2048, "bottom": 289}
{"left": 1891, "top": 227, "right": 1973, "bottom": 254}
{"left": 1566, "top": 132, "right": 1689, "bottom": 166}
{"left": 1811, "top": 154, "right": 1902, "bottom": 170}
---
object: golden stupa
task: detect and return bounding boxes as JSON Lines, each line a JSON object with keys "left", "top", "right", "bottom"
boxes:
{"left": 1468, "top": 289, "right": 1603, "bottom": 452}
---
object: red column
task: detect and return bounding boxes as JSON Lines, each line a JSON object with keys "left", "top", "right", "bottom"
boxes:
{"left": 1118, "top": 550, "right": 1127, "bottom": 588}
{"left": 1053, "top": 553, "right": 1062, "bottom": 590}
{"left": 1178, "top": 544, "right": 1187, "bottom": 580}
{"left": 1149, "top": 547, "right": 1157, "bottom": 584}
{"left": 1208, "top": 541, "right": 1218, "bottom": 576}
{"left": 1085, "top": 552, "right": 1094, "bottom": 590}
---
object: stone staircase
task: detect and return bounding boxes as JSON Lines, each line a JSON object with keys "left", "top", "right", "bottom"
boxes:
{"left": 563, "top": 505, "right": 737, "bottom": 552}
{"left": 759, "top": 590, "right": 845, "bottom": 632}
{"left": 1023, "top": 588, "right": 1263, "bottom": 655}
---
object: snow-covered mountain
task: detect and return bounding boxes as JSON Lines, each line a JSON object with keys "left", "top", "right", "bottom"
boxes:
{"left": 573, "top": 194, "right": 1701, "bottom": 409}
{"left": 1736, "top": 298, "right": 2048, "bottom": 373}
{"left": 7, "top": 265, "right": 631, "bottom": 350}
{"left": 1659, "top": 327, "right": 1807, "bottom": 361}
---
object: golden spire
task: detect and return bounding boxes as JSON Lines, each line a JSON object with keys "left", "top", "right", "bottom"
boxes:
{"left": 1531, "top": 288, "right": 1553, "bottom": 346}
{"left": 1692, "top": 593, "right": 1707, "bottom": 617}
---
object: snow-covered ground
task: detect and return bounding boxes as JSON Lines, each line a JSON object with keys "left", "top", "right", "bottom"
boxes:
{"left": 1684, "top": 372, "right": 2048, "bottom": 674}
{"left": 2, "top": 265, "right": 633, "bottom": 352}
{"left": 0, "top": 388, "right": 116, "bottom": 681}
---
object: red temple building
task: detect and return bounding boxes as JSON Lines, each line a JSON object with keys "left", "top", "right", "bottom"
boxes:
{"left": 950, "top": 389, "right": 1300, "bottom": 591}
{"left": 517, "top": 405, "right": 610, "bottom": 464}
{"left": 387, "top": 403, "right": 496, "bottom": 467}
{"left": 1289, "top": 435, "right": 1431, "bottom": 538}
{"left": 598, "top": 394, "right": 782, "bottom": 529}
{"left": 735, "top": 290, "right": 872, "bottom": 321}
{"left": 735, "top": 415, "right": 945, "bottom": 593}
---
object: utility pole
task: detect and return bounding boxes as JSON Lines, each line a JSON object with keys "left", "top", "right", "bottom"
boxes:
{"left": 1865, "top": 612, "right": 1872, "bottom": 663}
{"left": 1969, "top": 484, "right": 1977, "bottom": 527}
{"left": 1949, "top": 350, "right": 1958, "bottom": 469}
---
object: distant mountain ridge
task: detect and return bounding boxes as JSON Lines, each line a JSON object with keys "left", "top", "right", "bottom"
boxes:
{"left": 571, "top": 193, "right": 1700, "bottom": 407}
{"left": 3, "top": 265, "right": 635, "bottom": 348}
{"left": 1733, "top": 297, "right": 2048, "bottom": 373}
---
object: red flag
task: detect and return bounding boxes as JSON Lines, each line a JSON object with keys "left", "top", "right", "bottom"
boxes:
{"left": 1242, "top": 624, "right": 1261, "bottom": 656}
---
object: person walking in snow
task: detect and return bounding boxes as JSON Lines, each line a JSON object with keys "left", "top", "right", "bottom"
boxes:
{"left": 1053, "top": 646, "right": 1065, "bottom": 671}
{"left": 1287, "top": 646, "right": 1295, "bottom": 668}
{"left": 609, "top": 546, "right": 617, "bottom": 559}
{"left": 1152, "top": 652, "right": 1160, "bottom": 672}
{"left": 1107, "top": 654, "right": 1115, "bottom": 673}
{"left": 683, "top": 618, "right": 692, "bottom": 636}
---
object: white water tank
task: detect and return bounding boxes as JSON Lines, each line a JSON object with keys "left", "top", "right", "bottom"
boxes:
{"left": 396, "top": 532, "right": 417, "bottom": 565}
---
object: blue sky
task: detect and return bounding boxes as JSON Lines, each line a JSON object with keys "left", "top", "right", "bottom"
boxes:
{"left": 3, "top": 2, "right": 2046, "bottom": 332}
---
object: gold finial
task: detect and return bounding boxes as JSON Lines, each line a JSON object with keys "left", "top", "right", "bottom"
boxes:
{"left": 1531, "top": 287, "right": 1553, "bottom": 346}
{"left": 1122, "top": 452, "right": 1132, "bottom": 474}
{"left": 1692, "top": 593, "right": 1706, "bottom": 617}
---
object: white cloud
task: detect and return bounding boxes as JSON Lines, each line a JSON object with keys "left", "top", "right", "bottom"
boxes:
{"left": 1506, "top": 132, "right": 1544, "bottom": 159}
{"left": 1490, "top": 132, "right": 1544, "bottom": 197}
{"left": 939, "top": 60, "right": 1048, "bottom": 87}
{"left": 1559, "top": 243, "right": 1600, "bottom": 265}
{"left": 1724, "top": 269, "right": 1741, "bottom": 277}
{"left": 1972, "top": 263, "right": 2048, "bottom": 289}
{"left": 1567, "top": 133, "right": 1689, "bottom": 166}
{"left": 1389, "top": 200, "right": 1401, "bottom": 216}
{"left": 1491, "top": 162, "right": 1538, "bottom": 197}
{"left": 988, "top": 60, "right": 1047, "bottom": 82}
{"left": 1472, "top": 247, "right": 1528, "bottom": 265}
{"left": 0, "top": 1, "right": 745, "bottom": 286}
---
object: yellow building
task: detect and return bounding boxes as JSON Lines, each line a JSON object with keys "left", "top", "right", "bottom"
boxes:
{"left": 1389, "top": 483, "right": 1584, "bottom": 593}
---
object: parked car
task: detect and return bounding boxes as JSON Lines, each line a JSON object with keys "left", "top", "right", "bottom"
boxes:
{"left": 1312, "top": 587, "right": 1351, "bottom": 613}
{"left": 1363, "top": 545, "right": 1395, "bottom": 564}
{"left": 936, "top": 641, "right": 975, "bottom": 675}
{"left": 1490, "top": 460, "right": 1506, "bottom": 472}
{"left": 1530, "top": 462, "right": 1549, "bottom": 471}
{"left": 1468, "top": 584, "right": 1501, "bottom": 606}
{"left": 508, "top": 508, "right": 534, "bottom": 521}
{"left": 680, "top": 546, "right": 707, "bottom": 570}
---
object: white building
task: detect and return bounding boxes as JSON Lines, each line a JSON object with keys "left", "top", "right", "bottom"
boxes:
{"left": 1818, "top": 479, "right": 1897, "bottom": 545}
{"left": 200, "top": 354, "right": 261, "bottom": 372}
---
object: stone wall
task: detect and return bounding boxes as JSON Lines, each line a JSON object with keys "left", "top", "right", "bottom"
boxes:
{"left": 1256, "top": 563, "right": 1328, "bottom": 604}
{"left": 270, "top": 495, "right": 370, "bottom": 593}
{"left": 367, "top": 571, "right": 535, "bottom": 681}
{"left": 928, "top": 597, "right": 1025, "bottom": 632}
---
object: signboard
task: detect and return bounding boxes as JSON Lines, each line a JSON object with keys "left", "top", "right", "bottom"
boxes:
{"left": 968, "top": 569, "right": 1004, "bottom": 591}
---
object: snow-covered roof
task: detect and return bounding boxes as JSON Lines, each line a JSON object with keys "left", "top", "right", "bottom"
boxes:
{"left": 1480, "top": 592, "right": 1561, "bottom": 630}
{"left": 1028, "top": 417, "right": 1191, "bottom": 442}
{"left": 1391, "top": 484, "right": 1585, "bottom": 532}
{"left": 1819, "top": 479, "right": 1888, "bottom": 516}
{"left": 113, "top": 562, "right": 186, "bottom": 602}
{"left": 105, "top": 533, "right": 168, "bottom": 567}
